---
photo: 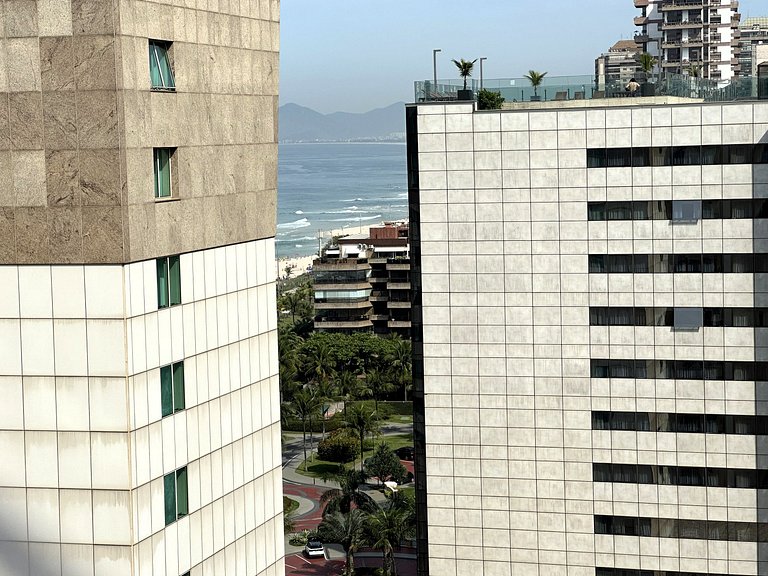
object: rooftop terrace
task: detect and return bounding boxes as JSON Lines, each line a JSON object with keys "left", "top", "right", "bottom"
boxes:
{"left": 415, "top": 73, "right": 768, "bottom": 106}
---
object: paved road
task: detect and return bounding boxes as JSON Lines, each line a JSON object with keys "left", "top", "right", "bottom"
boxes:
{"left": 282, "top": 427, "right": 417, "bottom": 576}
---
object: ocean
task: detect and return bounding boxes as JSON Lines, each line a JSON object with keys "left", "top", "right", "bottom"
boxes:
{"left": 276, "top": 143, "right": 408, "bottom": 258}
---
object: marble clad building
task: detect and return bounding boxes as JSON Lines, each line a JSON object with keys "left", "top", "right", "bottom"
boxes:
{"left": 0, "top": 2, "right": 284, "bottom": 576}
{"left": 407, "top": 98, "right": 768, "bottom": 575}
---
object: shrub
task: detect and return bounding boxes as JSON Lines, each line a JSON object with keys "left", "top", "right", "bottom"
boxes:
{"left": 365, "top": 442, "right": 408, "bottom": 485}
{"left": 477, "top": 89, "right": 505, "bottom": 110}
{"left": 318, "top": 431, "right": 360, "bottom": 462}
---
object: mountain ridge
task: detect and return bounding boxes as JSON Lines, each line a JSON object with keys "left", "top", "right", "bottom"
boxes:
{"left": 278, "top": 101, "right": 406, "bottom": 142}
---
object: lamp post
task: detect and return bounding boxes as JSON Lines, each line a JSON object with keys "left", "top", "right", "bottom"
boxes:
{"left": 433, "top": 48, "right": 441, "bottom": 99}
{"left": 479, "top": 57, "right": 487, "bottom": 90}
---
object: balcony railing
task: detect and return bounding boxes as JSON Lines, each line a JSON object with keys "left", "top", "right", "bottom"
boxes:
{"left": 416, "top": 73, "right": 768, "bottom": 105}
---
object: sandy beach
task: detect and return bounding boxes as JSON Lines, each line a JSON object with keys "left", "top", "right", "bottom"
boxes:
{"left": 275, "top": 219, "right": 409, "bottom": 279}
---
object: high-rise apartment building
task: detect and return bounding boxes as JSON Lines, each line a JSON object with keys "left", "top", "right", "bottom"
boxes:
{"left": 595, "top": 40, "right": 642, "bottom": 91}
{"left": 633, "top": 0, "right": 741, "bottom": 80}
{"left": 0, "top": 3, "right": 283, "bottom": 576}
{"left": 407, "top": 96, "right": 768, "bottom": 575}
{"left": 314, "top": 222, "right": 411, "bottom": 336}
{"left": 737, "top": 17, "right": 768, "bottom": 77}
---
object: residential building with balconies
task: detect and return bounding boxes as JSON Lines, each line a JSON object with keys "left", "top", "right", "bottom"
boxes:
{"left": 313, "top": 223, "right": 410, "bottom": 335}
{"left": 595, "top": 40, "right": 643, "bottom": 90}
{"left": 737, "top": 17, "right": 768, "bottom": 76}
{"left": 633, "top": 0, "right": 741, "bottom": 80}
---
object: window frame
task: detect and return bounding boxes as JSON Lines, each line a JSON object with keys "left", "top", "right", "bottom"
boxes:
{"left": 149, "top": 40, "right": 176, "bottom": 91}
{"left": 157, "top": 254, "right": 181, "bottom": 309}
{"left": 164, "top": 466, "right": 189, "bottom": 525}
{"left": 153, "top": 147, "right": 177, "bottom": 199}
{"left": 161, "top": 360, "right": 185, "bottom": 418}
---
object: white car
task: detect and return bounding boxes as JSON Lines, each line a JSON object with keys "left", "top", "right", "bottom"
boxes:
{"left": 304, "top": 540, "right": 325, "bottom": 558}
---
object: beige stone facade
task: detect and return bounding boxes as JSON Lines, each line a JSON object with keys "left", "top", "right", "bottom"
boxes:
{"left": 0, "top": 0, "right": 279, "bottom": 264}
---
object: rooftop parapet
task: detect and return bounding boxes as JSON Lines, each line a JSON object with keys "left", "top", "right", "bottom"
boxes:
{"left": 415, "top": 73, "right": 768, "bottom": 105}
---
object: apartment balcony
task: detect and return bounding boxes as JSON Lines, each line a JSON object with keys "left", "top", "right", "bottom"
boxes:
{"left": 314, "top": 299, "right": 372, "bottom": 310}
{"left": 634, "top": 0, "right": 649, "bottom": 6}
{"left": 388, "top": 301, "right": 412, "bottom": 309}
{"left": 635, "top": 15, "right": 649, "bottom": 26}
{"left": 369, "top": 292, "right": 388, "bottom": 302}
{"left": 664, "top": 19, "right": 703, "bottom": 29}
{"left": 386, "top": 261, "right": 411, "bottom": 271}
{"left": 315, "top": 318, "right": 373, "bottom": 330}
{"left": 368, "top": 257, "right": 388, "bottom": 264}
{"left": 312, "top": 281, "right": 371, "bottom": 291}
{"left": 369, "top": 276, "right": 387, "bottom": 284}
{"left": 660, "top": 0, "right": 705, "bottom": 10}
{"left": 370, "top": 314, "right": 389, "bottom": 321}
{"left": 313, "top": 258, "right": 370, "bottom": 271}
{"left": 388, "top": 282, "right": 411, "bottom": 290}
{"left": 388, "top": 320, "right": 412, "bottom": 329}
{"left": 634, "top": 32, "right": 651, "bottom": 43}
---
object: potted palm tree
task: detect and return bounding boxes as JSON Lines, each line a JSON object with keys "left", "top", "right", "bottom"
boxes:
{"left": 637, "top": 52, "right": 657, "bottom": 96}
{"left": 525, "top": 70, "right": 547, "bottom": 101}
{"left": 452, "top": 58, "right": 477, "bottom": 100}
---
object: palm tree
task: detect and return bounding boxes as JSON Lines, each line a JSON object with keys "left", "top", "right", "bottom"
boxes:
{"left": 313, "top": 378, "right": 338, "bottom": 441}
{"left": 319, "top": 469, "right": 376, "bottom": 516}
{"left": 387, "top": 336, "right": 412, "bottom": 401}
{"left": 637, "top": 52, "right": 657, "bottom": 82}
{"left": 317, "top": 510, "right": 368, "bottom": 576}
{"left": 524, "top": 70, "right": 547, "bottom": 97}
{"left": 366, "top": 507, "right": 415, "bottom": 576}
{"left": 452, "top": 58, "right": 477, "bottom": 90}
{"left": 366, "top": 367, "right": 397, "bottom": 413}
{"left": 343, "top": 403, "right": 379, "bottom": 472}
{"left": 304, "top": 341, "right": 337, "bottom": 386}
{"left": 291, "top": 389, "right": 322, "bottom": 465}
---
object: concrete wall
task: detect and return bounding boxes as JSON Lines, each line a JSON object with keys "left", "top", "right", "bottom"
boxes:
{"left": 0, "top": 0, "right": 279, "bottom": 265}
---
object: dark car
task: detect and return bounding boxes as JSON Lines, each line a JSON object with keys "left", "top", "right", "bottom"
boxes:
{"left": 395, "top": 446, "right": 414, "bottom": 461}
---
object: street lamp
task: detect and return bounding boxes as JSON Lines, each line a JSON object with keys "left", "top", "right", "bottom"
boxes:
{"left": 433, "top": 49, "right": 441, "bottom": 98}
{"left": 479, "top": 57, "right": 487, "bottom": 90}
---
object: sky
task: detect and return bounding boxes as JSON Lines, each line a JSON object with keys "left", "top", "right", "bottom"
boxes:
{"left": 279, "top": 0, "right": 763, "bottom": 114}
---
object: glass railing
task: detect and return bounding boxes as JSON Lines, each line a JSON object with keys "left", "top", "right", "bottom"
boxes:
{"left": 415, "top": 73, "right": 768, "bottom": 104}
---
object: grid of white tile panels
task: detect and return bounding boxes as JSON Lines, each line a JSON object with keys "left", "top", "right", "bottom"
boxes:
{"left": 0, "top": 238, "right": 284, "bottom": 576}
{"left": 413, "top": 100, "right": 768, "bottom": 576}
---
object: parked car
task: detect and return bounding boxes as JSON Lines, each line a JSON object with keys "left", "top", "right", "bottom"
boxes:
{"left": 395, "top": 446, "right": 414, "bottom": 461}
{"left": 304, "top": 540, "right": 325, "bottom": 558}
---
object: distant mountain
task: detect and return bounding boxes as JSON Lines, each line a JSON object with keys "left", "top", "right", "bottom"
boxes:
{"left": 278, "top": 102, "right": 406, "bottom": 142}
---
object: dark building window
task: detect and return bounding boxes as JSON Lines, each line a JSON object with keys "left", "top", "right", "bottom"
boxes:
{"left": 587, "top": 144, "right": 768, "bottom": 168}
{"left": 595, "top": 515, "right": 768, "bottom": 542}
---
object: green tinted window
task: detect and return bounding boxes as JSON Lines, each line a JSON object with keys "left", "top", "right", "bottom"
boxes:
{"left": 169, "top": 255, "right": 181, "bottom": 305}
{"left": 163, "top": 472, "right": 176, "bottom": 525}
{"left": 149, "top": 41, "right": 175, "bottom": 89}
{"left": 157, "top": 257, "right": 169, "bottom": 308}
{"left": 160, "top": 365, "right": 173, "bottom": 417}
{"left": 172, "top": 361, "right": 185, "bottom": 412}
{"left": 157, "top": 255, "right": 181, "bottom": 308}
{"left": 153, "top": 148, "right": 171, "bottom": 198}
{"left": 176, "top": 467, "right": 188, "bottom": 517}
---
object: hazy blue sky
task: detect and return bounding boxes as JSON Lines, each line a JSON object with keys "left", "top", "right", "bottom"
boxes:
{"left": 280, "top": 0, "right": 763, "bottom": 114}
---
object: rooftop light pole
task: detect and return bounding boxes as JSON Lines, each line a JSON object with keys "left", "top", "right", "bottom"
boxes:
{"left": 433, "top": 49, "right": 441, "bottom": 98}
{"left": 479, "top": 57, "right": 487, "bottom": 90}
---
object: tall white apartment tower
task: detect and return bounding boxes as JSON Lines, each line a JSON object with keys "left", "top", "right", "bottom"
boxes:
{"left": 0, "top": 2, "right": 284, "bottom": 576}
{"left": 407, "top": 97, "right": 768, "bottom": 576}
{"left": 634, "top": 0, "right": 741, "bottom": 80}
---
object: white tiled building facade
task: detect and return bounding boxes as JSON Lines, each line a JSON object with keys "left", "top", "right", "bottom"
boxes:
{"left": 406, "top": 100, "right": 768, "bottom": 576}
{"left": 0, "top": 239, "right": 284, "bottom": 576}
